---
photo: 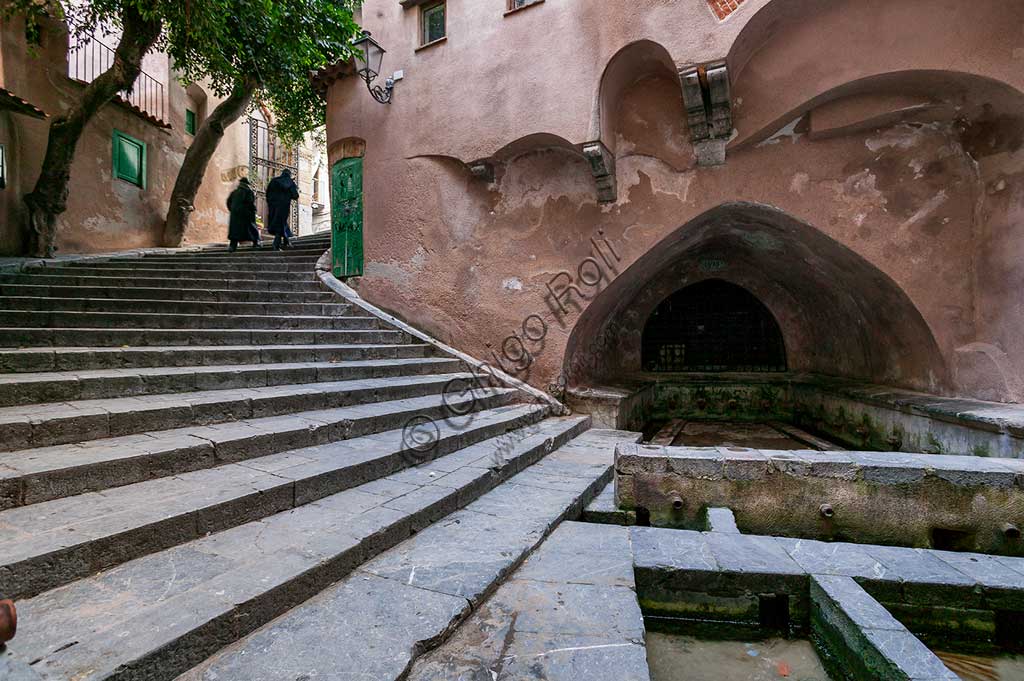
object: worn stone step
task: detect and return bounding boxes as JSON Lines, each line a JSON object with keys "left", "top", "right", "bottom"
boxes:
{"left": 0, "top": 403, "right": 556, "bottom": 600}
{"left": 0, "top": 367, "right": 472, "bottom": 447}
{"left": 0, "top": 273, "right": 324, "bottom": 291}
{"left": 139, "top": 252, "right": 324, "bottom": 263}
{"left": 0, "top": 327, "right": 410, "bottom": 348}
{"left": 0, "top": 310, "right": 383, "bottom": 331}
{"left": 0, "top": 387, "right": 519, "bottom": 510}
{"left": 53, "top": 261, "right": 317, "bottom": 273}
{"left": 0, "top": 357, "right": 462, "bottom": 408}
{"left": 0, "top": 283, "right": 338, "bottom": 303}
{"left": 178, "top": 246, "right": 328, "bottom": 259}
{"left": 27, "top": 265, "right": 315, "bottom": 279}
{"left": 407, "top": 521, "right": 651, "bottom": 681}
{"left": 0, "top": 343, "right": 435, "bottom": 373}
{"left": 0, "top": 296, "right": 354, "bottom": 317}
{"left": 9, "top": 420, "right": 618, "bottom": 681}
{"left": 179, "top": 428, "right": 638, "bottom": 681}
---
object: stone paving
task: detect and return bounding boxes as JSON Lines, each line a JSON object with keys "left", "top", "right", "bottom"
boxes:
{"left": 0, "top": 235, "right": 644, "bottom": 680}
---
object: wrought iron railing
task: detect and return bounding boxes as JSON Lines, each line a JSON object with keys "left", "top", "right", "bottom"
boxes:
{"left": 68, "top": 37, "right": 166, "bottom": 123}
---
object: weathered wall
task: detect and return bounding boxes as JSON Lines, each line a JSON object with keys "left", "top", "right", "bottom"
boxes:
{"left": 325, "top": 0, "right": 1024, "bottom": 403}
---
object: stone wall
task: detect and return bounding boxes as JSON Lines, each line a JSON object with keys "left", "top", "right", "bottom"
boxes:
{"left": 616, "top": 444, "right": 1024, "bottom": 555}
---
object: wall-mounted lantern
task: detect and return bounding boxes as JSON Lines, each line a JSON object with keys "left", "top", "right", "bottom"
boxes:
{"left": 352, "top": 31, "right": 394, "bottom": 104}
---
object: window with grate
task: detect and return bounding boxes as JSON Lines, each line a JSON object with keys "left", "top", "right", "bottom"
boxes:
{"left": 641, "top": 279, "right": 786, "bottom": 373}
{"left": 421, "top": 2, "right": 445, "bottom": 45}
{"left": 113, "top": 130, "right": 147, "bottom": 188}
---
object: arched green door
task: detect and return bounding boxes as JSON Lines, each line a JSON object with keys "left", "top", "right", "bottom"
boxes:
{"left": 331, "top": 157, "right": 364, "bottom": 278}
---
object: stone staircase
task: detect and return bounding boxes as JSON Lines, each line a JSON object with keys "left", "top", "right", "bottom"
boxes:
{"left": 0, "top": 234, "right": 637, "bottom": 680}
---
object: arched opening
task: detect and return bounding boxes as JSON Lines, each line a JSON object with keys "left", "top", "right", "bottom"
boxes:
{"left": 594, "top": 40, "right": 680, "bottom": 152}
{"left": 641, "top": 280, "right": 786, "bottom": 373}
{"left": 563, "top": 202, "right": 948, "bottom": 393}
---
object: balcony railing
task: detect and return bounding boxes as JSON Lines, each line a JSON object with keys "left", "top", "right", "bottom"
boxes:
{"left": 68, "top": 37, "right": 167, "bottom": 124}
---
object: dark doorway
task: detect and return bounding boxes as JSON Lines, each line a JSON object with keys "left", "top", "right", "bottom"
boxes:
{"left": 641, "top": 280, "right": 786, "bottom": 372}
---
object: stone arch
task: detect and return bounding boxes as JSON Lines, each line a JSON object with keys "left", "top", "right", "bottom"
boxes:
{"left": 562, "top": 202, "right": 949, "bottom": 393}
{"left": 594, "top": 40, "right": 680, "bottom": 152}
{"left": 725, "top": 0, "right": 1024, "bottom": 147}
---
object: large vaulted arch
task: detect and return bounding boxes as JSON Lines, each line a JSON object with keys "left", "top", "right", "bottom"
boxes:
{"left": 563, "top": 203, "right": 948, "bottom": 393}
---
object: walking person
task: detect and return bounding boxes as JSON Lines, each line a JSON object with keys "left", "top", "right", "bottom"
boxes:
{"left": 226, "top": 177, "right": 261, "bottom": 251}
{"left": 265, "top": 169, "right": 299, "bottom": 251}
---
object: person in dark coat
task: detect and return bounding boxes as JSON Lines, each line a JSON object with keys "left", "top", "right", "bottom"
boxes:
{"left": 226, "top": 177, "right": 261, "bottom": 251}
{"left": 265, "top": 169, "right": 299, "bottom": 251}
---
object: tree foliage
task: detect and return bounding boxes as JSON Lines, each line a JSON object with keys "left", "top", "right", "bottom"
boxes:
{"left": 175, "top": 0, "right": 361, "bottom": 145}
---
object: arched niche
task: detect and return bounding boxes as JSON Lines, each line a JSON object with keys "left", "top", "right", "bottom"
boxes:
{"left": 641, "top": 279, "right": 787, "bottom": 373}
{"left": 562, "top": 203, "right": 948, "bottom": 394}
{"left": 726, "top": 0, "right": 1024, "bottom": 147}
{"left": 595, "top": 40, "right": 681, "bottom": 152}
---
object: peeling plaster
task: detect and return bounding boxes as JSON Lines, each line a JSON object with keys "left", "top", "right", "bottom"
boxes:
{"left": 901, "top": 190, "right": 948, "bottom": 229}
{"left": 865, "top": 123, "right": 941, "bottom": 152}
{"left": 756, "top": 118, "right": 804, "bottom": 148}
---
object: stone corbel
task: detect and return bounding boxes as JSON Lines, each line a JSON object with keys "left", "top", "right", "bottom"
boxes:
{"left": 679, "top": 60, "right": 733, "bottom": 167}
{"left": 582, "top": 141, "right": 617, "bottom": 204}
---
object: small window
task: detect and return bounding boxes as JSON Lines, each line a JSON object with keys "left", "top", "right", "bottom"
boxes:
{"left": 185, "top": 109, "right": 197, "bottom": 135}
{"left": 0, "top": 144, "right": 6, "bottom": 190}
{"left": 113, "top": 130, "right": 146, "bottom": 188}
{"left": 507, "top": 0, "right": 541, "bottom": 10}
{"left": 421, "top": 2, "right": 445, "bottom": 45}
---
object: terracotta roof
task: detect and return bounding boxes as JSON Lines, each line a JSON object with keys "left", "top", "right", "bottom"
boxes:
{"left": 0, "top": 87, "right": 47, "bottom": 120}
{"left": 311, "top": 58, "right": 356, "bottom": 94}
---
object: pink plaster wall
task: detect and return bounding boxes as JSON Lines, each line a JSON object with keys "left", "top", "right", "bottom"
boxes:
{"left": 326, "top": 0, "right": 1024, "bottom": 402}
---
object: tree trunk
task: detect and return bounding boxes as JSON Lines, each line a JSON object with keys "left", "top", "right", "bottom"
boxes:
{"left": 22, "top": 5, "right": 162, "bottom": 257}
{"left": 162, "top": 76, "right": 258, "bottom": 247}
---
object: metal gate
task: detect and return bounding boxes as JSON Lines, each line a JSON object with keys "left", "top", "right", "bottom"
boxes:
{"left": 247, "top": 116, "right": 299, "bottom": 235}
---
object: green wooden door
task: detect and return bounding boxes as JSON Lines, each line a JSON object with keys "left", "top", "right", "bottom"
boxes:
{"left": 331, "top": 157, "right": 364, "bottom": 278}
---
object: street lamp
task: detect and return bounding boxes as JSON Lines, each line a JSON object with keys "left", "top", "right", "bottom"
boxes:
{"left": 352, "top": 31, "right": 394, "bottom": 104}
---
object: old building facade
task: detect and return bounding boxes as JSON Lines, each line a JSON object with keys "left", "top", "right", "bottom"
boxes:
{"left": 321, "top": 0, "right": 1024, "bottom": 407}
{"left": 0, "top": 14, "right": 328, "bottom": 256}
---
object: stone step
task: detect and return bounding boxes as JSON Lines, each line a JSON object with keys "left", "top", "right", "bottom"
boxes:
{"left": 0, "top": 356, "right": 461, "bottom": 407}
{"left": 0, "top": 327, "right": 410, "bottom": 348}
{"left": 181, "top": 429, "right": 637, "bottom": 681}
{"left": 0, "top": 343, "right": 435, "bottom": 373}
{"left": 0, "top": 273, "right": 324, "bottom": 291}
{"left": 0, "top": 365, "right": 471, "bottom": 444}
{"left": 0, "top": 387, "right": 519, "bottom": 510}
{"left": 26, "top": 266, "right": 317, "bottom": 279}
{"left": 0, "top": 283, "right": 338, "bottom": 303}
{"left": 0, "top": 404, "right": 556, "bottom": 600}
{"left": 182, "top": 245, "right": 328, "bottom": 259}
{"left": 9, "top": 420, "right": 616, "bottom": 681}
{"left": 0, "top": 310, "right": 383, "bottom": 331}
{"left": 0, "top": 296, "right": 354, "bottom": 317}
{"left": 0, "top": 369, "right": 474, "bottom": 448}
{"left": 53, "top": 261, "right": 317, "bottom": 273}
{"left": 407, "top": 521, "right": 650, "bottom": 681}
{"left": 140, "top": 252, "right": 325, "bottom": 262}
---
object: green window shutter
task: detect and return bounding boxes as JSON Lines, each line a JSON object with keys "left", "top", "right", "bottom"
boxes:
{"left": 331, "top": 157, "right": 364, "bottom": 278}
{"left": 185, "top": 109, "right": 197, "bottom": 135}
{"left": 113, "top": 130, "right": 146, "bottom": 189}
